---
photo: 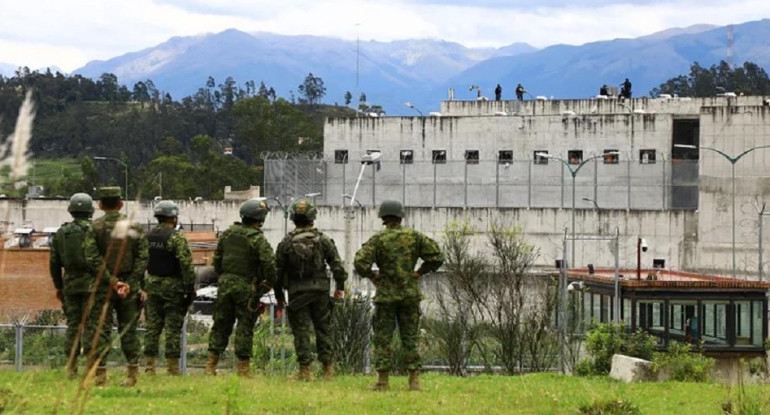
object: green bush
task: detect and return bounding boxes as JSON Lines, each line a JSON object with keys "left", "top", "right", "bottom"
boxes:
{"left": 578, "top": 398, "right": 640, "bottom": 415}
{"left": 576, "top": 322, "right": 658, "bottom": 376}
{"left": 330, "top": 297, "right": 373, "bottom": 374}
{"left": 653, "top": 341, "right": 714, "bottom": 382}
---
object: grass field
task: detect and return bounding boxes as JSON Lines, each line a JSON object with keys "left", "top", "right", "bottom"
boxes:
{"left": 29, "top": 158, "right": 82, "bottom": 181}
{"left": 0, "top": 369, "right": 766, "bottom": 414}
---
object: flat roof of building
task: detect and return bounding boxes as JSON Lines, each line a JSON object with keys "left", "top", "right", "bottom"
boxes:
{"left": 566, "top": 268, "right": 770, "bottom": 290}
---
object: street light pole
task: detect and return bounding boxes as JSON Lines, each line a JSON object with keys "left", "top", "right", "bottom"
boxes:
{"left": 344, "top": 152, "right": 382, "bottom": 277}
{"left": 93, "top": 156, "right": 128, "bottom": 215}
{"left": 675, "top": 144, "right": 770, "bottom": 278}
{"left": 404, "top": 102, "right": 423, "bottom": 116}
{"left": 537, "top": 152, "right": 618, "bottom": 267}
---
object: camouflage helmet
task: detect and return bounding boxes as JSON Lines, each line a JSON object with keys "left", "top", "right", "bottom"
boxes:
{"left": 153, "top": 200, "right": 179, "bottom": 218}
{"left": 68, "top": 193, "right": 95, "bottom": 214}
{"left": 378, "top": 200, "right": 405, "bottom": 219}
{"left": 239, "top": 198, "right": 269, "bottom": 222}
{"left": 289, "top": 198, "right": 316, "bottom": 221}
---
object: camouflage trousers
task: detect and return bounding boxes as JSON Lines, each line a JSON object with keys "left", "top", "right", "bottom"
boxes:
{"left": 109, "top": 289, "right": 141, "bottom": 364}
{"left": 62, "top": 290, "right": 111, "bottom": 362}
{"left": 286, "top": 291, "right": 333, "bottom": 366}
{"left": 143, "top": 293, "right": 187, "bottom": 358}
{"left": 207, "top": 275, "right": 258, "bottom": 360}
{"left": 372, "top": 300, "right": 422, "bottom": 371}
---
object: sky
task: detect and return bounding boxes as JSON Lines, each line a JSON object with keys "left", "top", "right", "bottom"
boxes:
{"left": 1, "top": 0, "right": 769, "bottom": 72}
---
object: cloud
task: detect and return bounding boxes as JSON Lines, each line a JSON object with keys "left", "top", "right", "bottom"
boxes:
{"left": 1, "top": 0, "right": 770, "bottom": 71}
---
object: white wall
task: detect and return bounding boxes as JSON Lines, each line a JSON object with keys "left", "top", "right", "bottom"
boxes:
{"left": 11, "top": 200, "right": 696, "bottom": 274}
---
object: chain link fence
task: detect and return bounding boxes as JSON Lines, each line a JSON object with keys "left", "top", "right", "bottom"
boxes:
{"left": 264, "top": 156, "right": 699, "bottom": 210}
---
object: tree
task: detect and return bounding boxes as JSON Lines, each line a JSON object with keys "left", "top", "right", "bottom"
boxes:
{"left": 258, "top": 81, "right": 269, "bottom": 98}
{"left": 344, "top": 91, "right": 352, "bottom": 106}
{"left": 651, "top": 60, "right": 770, "bottom": 97}
{"left": 297, "top": 73, "right": 326, "bottom": 105}
{"left": 359, "top": 92, "right": 366, "bottom": 103}
{"left": 80, "top": 156, "right": 98, "bottom": 191}
{"left": 132, "top": 82, "right": 150, "bottom": 102}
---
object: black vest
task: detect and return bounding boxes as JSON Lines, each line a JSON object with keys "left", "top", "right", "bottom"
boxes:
{"left": 147, "top": 226, "right": 181, "bottom": 276}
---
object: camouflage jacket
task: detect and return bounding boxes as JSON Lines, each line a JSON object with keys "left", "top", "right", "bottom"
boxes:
{"left": 145, "top": 224, "right": 196, "bottom": 296}
{"left": 214, "top": 222, "right": 276, "bottom": 290}
{"left": 49, "top": 218, "right": 114, "bottom": 293}
{"left": 354, "top": 223, "right": 443, "bottom": 303}
{"left": 274, "top": 226, "right": 347, "bottom": 301}
{"left": 92, "top": 211, "right": 149, "bottom": 289}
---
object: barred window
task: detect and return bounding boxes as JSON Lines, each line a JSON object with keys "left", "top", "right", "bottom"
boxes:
{"left": 334, "top": 150, "right": 348, "bottom": 164}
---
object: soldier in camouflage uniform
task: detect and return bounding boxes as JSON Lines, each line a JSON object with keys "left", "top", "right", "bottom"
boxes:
{"left": 274, "top": 198, "right": 346, "bottom": 381}
{"left": 354, "top": 200, "right": 443, "bottom": 391}
{"left": 206, "top": 198, "right": 276, "bottom": 377}
{"left": 49, "top": 193, "right": 128, "bottom": 380}
{"left": 142, "top": 200, "right": 196, "bottom": 376}
{"left": 92, "top": 186, "right": 149, "bottom": 387}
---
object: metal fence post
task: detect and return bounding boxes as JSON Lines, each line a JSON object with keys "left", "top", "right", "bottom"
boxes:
{"left": 269, "top": 303, "right": 275, "bottom": 375}
{"left": 593, "top": 158, "right": 598, "bottom": 207}
{"left": 662, "top": 155, "right": 667, "bottom": 210}
{"left": 627, "top": 159, "right": 632, "bottom": 210}
{"left": 560, "top": 163, "right": 565, "bottom": 209}
{"left": 180, "top": 315, "right": 188, "bottom": 374}
{"left": 757, "top": 212, "right": 764, "bottom": 281}
{"left": 280, "top": 307, "right": 286, "bottom": 372}
{"left": 433, "top": 162, "right": 437, "bottom": 209}
{"left": 402, "top": 161, "right": 406, "bottom": 206}
{"left": 342, "top": 157, "right": 347, "bottom": 205}
{"left": 464, "top": 161, "right": 468, "bottom": 208}
{"left": 495, "top": 161, "right": 500, "bottom": 208}
{"left": 15, "top": 322, "right": 23, "bottom": 372}
{"left": 323, "top": 161, "right": 328, "bottom": 205}
{"left": 527, "top": 160, "right": 532, "bottom": 209}
{"left": 371, "top": 163, "right": 376, "bottom": 206}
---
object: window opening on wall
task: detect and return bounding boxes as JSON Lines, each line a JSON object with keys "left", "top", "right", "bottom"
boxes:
{"left": 432, "top": 150, "right": 447, "bottom": 164}
{"left": 640, "top": 149, "right": 657, "bottom": 164}
{"left": 568, "top": 150, "right": 583, "bottom": 165}
{"left": 603, "top": 149, "right": 619, "bottom": 164}
{"left": 334, "top": 150, "right": 348, "bottom": 164}
{"left": 465, "top": 150, "right": 480, "bottom": 164}
{"left": 400, "top": 150, "right": 414, "bottom": 164}
{"left": 498, "top": 150, "right": 513, "bottom": 164}
{"left": 534, "top": 151, "right": 548, "bottom": 165}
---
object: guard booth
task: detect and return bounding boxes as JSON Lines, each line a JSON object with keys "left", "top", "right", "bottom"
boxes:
{"left": 567, "top": 268, "right": 769, "bottom": 356}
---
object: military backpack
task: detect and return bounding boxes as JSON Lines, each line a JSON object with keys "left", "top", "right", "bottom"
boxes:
{"left": 289, "top": 229, "right": 325, "bottom": 280}
{"left": 58, "top": 221, "right": 90, "bottom": 274}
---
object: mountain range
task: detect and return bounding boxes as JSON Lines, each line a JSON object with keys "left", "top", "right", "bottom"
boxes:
{"left": 12, "top": 19, "right": 770, "bottom": 114}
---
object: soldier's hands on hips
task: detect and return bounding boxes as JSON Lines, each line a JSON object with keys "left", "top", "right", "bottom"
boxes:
{"left": 333, "top": 289, "right": 345, "bottom": 300}
{"left": 115, "top": 281, "right": 131, "bottom": 298}
{"left": 138, "top": 290, "right": 147, "bottom": 303}
{"left": 413, "top": 271, "right": 421, "bottom": 280}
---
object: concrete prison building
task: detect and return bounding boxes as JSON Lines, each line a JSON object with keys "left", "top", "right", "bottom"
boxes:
{"left": 264, "top": 95, "right": 770, "bottom": 278}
